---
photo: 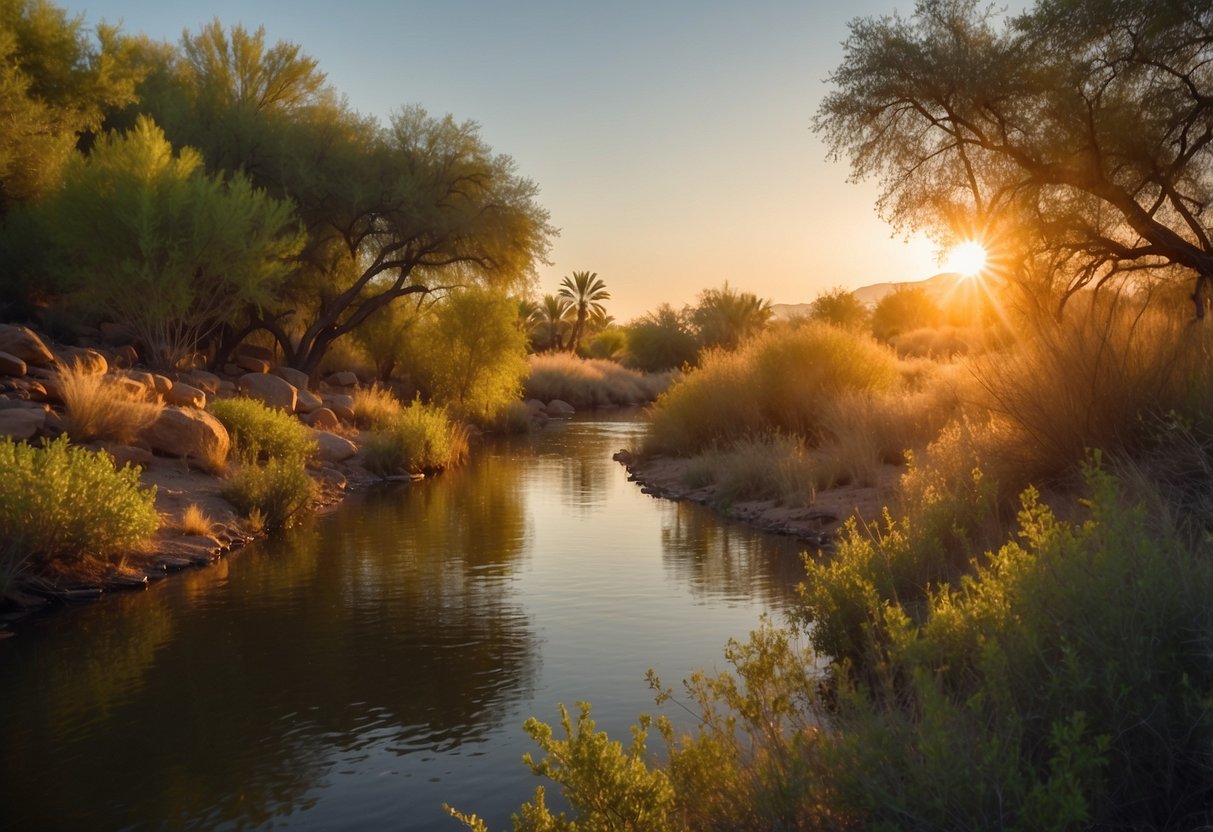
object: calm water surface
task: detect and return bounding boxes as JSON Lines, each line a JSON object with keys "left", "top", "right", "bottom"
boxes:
{"left": 0, "top": 413, "right": 808, "bottom": 831}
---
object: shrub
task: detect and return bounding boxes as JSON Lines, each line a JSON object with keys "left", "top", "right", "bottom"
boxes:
{"left": 209, "top": 397, "right": 316, "bottom": 464}
{"left": 624, "top": 303, "right": 699, "bottom": 372}
{"left": 970, "top": 299, "right": 1213, "bottom": 487}
{"left": 679, "top": 434, "right": 818, "bottom": 508}
{"left": 0, "top": 437, "right": 159, "bottom": 578}
{"left": 220, "top": 457, "right": 314, "bottom": 529}
{"left": 59, "top": 362, "right": 162, "bottom": 444}
{"left": 525, "top": 353, "right": 674, "bottom": 408}
{"left": 646, "top": 322, "right": 901, "bottom": 456}
{"left": 351, "top": 385, "right": 404, "bottom": 430}
{"left": 362, "top": 402, "right": 469, "bottom": 476}
{"left": 871, "top": 285, "right": 944, "bottom": 341}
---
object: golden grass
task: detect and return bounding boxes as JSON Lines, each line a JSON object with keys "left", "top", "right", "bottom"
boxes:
{"left": 59, "top": 361, "right": 163, "bottom": 445}
{"left": 178, "top": 503, "right": 213, "bottom": 536}
{"left": 351, "top": 385, "right": 405, "bottom": 430}
{"left": 525, "top": 353, "right": 675, "bottom": 408}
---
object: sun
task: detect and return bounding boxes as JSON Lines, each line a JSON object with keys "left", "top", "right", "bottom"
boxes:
{"left": 943, "top": 240, "right": 988, "bottom": 277}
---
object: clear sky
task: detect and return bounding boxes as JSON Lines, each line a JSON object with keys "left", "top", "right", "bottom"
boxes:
{"left": 62, "top": 0, "right": 952, "bottom": 321}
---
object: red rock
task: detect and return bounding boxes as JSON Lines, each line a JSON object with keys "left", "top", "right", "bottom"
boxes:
{"left": 238, "top": 373, "right": 297, "bottom": 412}
{"left": 0, "top": 324, "right": 53, "bottom": 366}
{"left": 144, "top": 406, "right": 230, "bottom": 464}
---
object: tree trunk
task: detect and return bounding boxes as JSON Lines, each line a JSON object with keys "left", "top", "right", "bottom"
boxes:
{"left": 1192, "top": 274, "right": 1210, "bottom": 320}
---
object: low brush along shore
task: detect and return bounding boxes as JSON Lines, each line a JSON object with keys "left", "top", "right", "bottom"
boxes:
{"left": 0, "top": 322, "right": 574, "bottom": 630}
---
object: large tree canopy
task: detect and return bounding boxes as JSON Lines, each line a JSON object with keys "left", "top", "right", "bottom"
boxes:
{"left": 815, "top": 0, "right": 1213, "bottom": 316}
{"left": 134, "top": 23, "right": 554, "bottom": 373}
{"left": 0, "top": 0, "right": 140, "bottom": 212}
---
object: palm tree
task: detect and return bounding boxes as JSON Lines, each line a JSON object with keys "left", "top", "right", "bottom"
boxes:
{"left": 558, "top": 271, "right": 610, "bottom": 354}
{"left": 537, "top": 294, "right": 574, "bottom": 352}
{"left": 691, "top": 283, "right": 773, "bottom": 351}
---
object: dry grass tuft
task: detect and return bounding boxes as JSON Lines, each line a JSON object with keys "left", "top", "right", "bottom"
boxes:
{"left": 178, "top": 503, "right": 213, "bottom": 536}
{"left": 525, "top": 353, "right": 675, "bottom": 408}
{"left": 351, "top": 385, "right": 405, "bottom": 430}
{"left": 59, "top": 361, "right": 163, "bottom": 445}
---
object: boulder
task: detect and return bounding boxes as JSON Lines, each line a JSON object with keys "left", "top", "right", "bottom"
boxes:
{"left": 524, "top": 398, "right": 546, "bottom": 413}
{"left": 144, "top": 406, "right": 230, "bottom": 462}
{"left": 235, "top": 354, "right": 270, "bottom": 374}
{"left": 124, "top": 370, "right": 156, "bottom": 392}
{"left": 222, "top": 363, "right": 244, "bottom": 378}
{"left": 56, "top": 346, "right": 108, "bottom": 376}
{"left": 239, "top": 372, "right": 297, "bottom": 412}
{"left": 152, "top": 374, "right": 173, "bottom": 396}
{"left": 0, "top": 350, "right": 27, "bottom": 377}
{"left": 0, "top": 408, "right": 45, "bottom": 439}
{"left": 321, "top": 393, "right": 355, "bottom": 422}
{"left": 296, "top": 387, "right": 323, "bottom": 414}
{"left": 274, "top": 366, "right": 310, "bottom": 390}
{"left": 186, "top": 370, "right": 221, "bottom": 394}
{"left": 95, "top": 443, "right": 154, "bottom": 470}
{"left": 545, "top": 399, "right": 576, "bottom": 417}
{"left": 164, "top": 382, "right": 206, "bottom": 409}
{"left": 236, "top": 343, "right": 275, "bottom": 363}
{"left": 112, "top": 344, "right": 139, "bottom": 368}
{"left": 327, "top": 370, "right": 358, "bottom": 387}
{"left": 312, "top": 428, "right": 357, "bottom": 463}
{"left": 114, "top": 377, "right": 148, "bottom": 399}
{"left": 0, "top": 324, "right": 54, "bottom": 366}
{"left": 301, "top": 407, "right": 339, "bottom": 430}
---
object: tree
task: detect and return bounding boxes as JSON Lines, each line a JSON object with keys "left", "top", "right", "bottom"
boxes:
{"left": 34, "top": 116, "right": 303, "bottom": 369}
{"left": 691, "top": 282, "right": 772, "bottom": 350}
{"left": 815, "top": 0, "right": 1213, "bottom": 317}
{"left": 871, "top": 286, "right": 945, "bottom": 342}
{"left": 414, "top": 287, "right": 530, "bottom": 423}
{"left": 535, "top": 294, "right": 574, "bottom": 352}
{"left": 0, "top": 0, "right": 141, "bottom": 213}
{"left": 133, "top": 23, "right": 554, "bottom": 373}
{"left": 558, "top": 271, "right": 610, "bottom": 353}
{"left": 625, "top": 304, "right": 699, "bottom": 372}
{"left": 810, "top": 287, "right": 870, "bottom": 330}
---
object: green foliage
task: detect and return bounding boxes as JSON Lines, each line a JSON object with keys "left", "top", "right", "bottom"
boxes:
{"left": 690, "top": 282, "right": 772, "bottom": 351}
{"left": 531, "top": 293, "right": 574, "bottom": 353}
{"left": 584, "top": 327, "right": 627, "bottom": 361}
{"left": 414, "top": 287, "right": 530, "bottom": 425}
{"left": 220, "top": 456, "right": 313, "bottom": 529}
{"left": 0, "top": 436, "right": 158, "bottom": 575}
{"left": 362, "top": 401, "right": 468, "bottom": 476}
{"left": 449, "top": 702, "right": 676, "bottom": 832}
{"left": 0, "top": 0, "right": 140, "bottom": 210}
{"left": 646, "top": 322, "right": 901, "bottom": 456}
{"left": 477, "top": 471, "right": 1213, "bottom": 831}
{"left": 870, "top": 286, "right": 944, "bottom": 342}
{"left": 209, "top": 397, "right": 316, "bottom": 464}
{"left": 524, "top": 354, "right": 674, "bottom": 409}
{"left": 808, "top": 287, "right": 869, "bottom": 331}
{"left": 624, "top": 304, "right": 699, "bottom": 372}
{"left": 31, "top": 115, "right": 304, "bottom": 369}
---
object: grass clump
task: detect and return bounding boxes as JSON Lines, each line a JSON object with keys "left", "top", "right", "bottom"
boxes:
{"left": 363, "top": 401, "right": 469, "bottom": 477}
{"left": 209, "top": 397, "right": 316, "bottom": 463}
{"left": 178, "top": 503, "right": 213, "bottom": 536}
{"left": 646, "top": 322, "right": 901, "bottom": 456}
{"left": 525, "top": 353, "right": 675, "bottom": 408}
{"left": 351, "top": 385, "right": 405, "bottom": 429}
{"left": 0, "top": 437, "right": 158, "bottom": 588}
{"left": 59, "top": 361, "right": 163, "bottom": 445}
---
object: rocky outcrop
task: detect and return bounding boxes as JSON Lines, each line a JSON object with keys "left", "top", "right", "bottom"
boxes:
{"left": 274, "top": 367, "right": 309, "bottom": 390}
{"left": 0, "top": 407, "right": 45, "bottom": 439}
{"left": 164, "top": 382, "right": 206, "bottom": 409}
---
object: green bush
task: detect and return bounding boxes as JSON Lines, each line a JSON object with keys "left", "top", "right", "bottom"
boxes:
{"left": 0, "top": 437, "right": 159, "bottom": 581}
{"left": 209, "top": 397, "right": 317, "bottom": 463}
{"left": 220, "top": 457, "right": 314, "bottom": 529}
{"left": 362, "top": 401, "right": 469, "bottom": 476}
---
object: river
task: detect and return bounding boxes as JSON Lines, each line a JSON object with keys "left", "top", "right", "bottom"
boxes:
{"left": 0, "top": 412, "right": 809, "bottom": 831}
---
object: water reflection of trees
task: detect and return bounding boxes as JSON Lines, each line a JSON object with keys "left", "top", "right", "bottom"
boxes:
{"left": 660, "top": 502, "right": 807, "bottom": 606}
{"left": 0, "top": 452, "right": 535, "bottom": 830}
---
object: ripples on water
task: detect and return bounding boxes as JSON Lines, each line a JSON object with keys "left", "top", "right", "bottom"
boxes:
{"left": 0, "top": 412, "right": 809, "bottom": 831}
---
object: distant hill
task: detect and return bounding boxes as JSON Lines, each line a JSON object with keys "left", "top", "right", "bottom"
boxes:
{"left": 772, "top": 272, "right": 965, "bottom": 319}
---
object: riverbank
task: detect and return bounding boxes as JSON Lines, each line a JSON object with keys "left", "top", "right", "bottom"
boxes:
{"left": 613, "top": 448, "right": 901, "bottom": 548}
